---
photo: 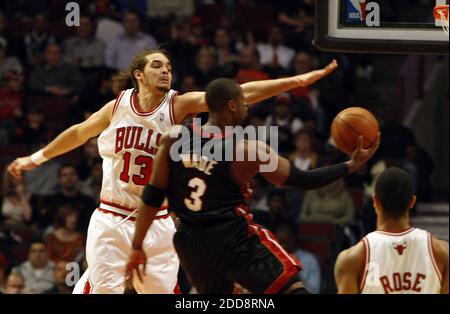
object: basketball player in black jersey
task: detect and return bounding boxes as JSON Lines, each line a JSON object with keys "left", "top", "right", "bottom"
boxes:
{"left": 126, "top": 78, "right": 380, "bottom": 294}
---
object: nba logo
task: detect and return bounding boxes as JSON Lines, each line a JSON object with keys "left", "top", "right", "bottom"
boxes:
{"left": 159, "top": 112, "right": 165, "bottom": 121}
{"left": 347, "top": 0, "right": 367, "bottom": 22}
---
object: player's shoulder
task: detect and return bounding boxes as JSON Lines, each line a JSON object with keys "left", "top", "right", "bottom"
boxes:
{"left": 431, "top": 235, "right": 449, "bottom": 263}
{"left": 161, "top": 125, "right": 187, "bottom": 146}
{"left": 336, "top": 240, "right": 365, "bottom": 271}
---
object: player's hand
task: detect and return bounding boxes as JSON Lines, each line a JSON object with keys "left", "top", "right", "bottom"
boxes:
{"left": 7, "top": 156, "right": 39, "bottom": 180}
{"left": 125, "top": 249, "right": 147, "bottom": 287}
{"left": 347, "top": 132, "right": 381, "bottom": 173}
{"left": 297, "top": 59, "right": 338, "bottom": 87}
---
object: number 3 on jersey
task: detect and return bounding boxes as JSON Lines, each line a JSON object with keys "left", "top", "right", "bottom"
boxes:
{"left": 184, "top": 178, "right": 207, "bottom": 211}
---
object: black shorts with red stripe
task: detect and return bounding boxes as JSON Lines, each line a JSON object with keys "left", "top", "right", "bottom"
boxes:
{"left": 173, "top": 206, "right": 303, "bottom": 294}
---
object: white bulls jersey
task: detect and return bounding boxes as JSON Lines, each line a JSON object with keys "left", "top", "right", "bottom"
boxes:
{"left": 97, "top": 88, "right": 178, "bottom": 217}
{"left": 360, "top": 228, "right": 442, "bottom": 294}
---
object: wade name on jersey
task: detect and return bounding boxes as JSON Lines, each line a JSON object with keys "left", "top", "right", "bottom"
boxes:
{"left": 180, "top": 154, "right": 218, "bottom": 176}
{"left": 115, "top": 126, "right": 161, "bottom": 155}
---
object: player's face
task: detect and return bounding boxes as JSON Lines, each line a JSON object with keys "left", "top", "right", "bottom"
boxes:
{"left": 141, "top": 53, "right": 172, "bottom": 92}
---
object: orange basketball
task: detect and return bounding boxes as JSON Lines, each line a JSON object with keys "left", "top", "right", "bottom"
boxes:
{"left": 331, "top": 107, "right": 379, "bottom": 155}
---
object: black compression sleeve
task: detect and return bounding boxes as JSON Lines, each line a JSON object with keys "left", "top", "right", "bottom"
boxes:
{"left": 284, "top": 162, "right": 349, "bottom": 190}
{"left": 141, "top": 184, "right": 166, "bottom": 208}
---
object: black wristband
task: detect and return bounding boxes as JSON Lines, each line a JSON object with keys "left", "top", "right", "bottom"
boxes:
{"left": 284, "top": 162, "right": 349, "bottom": 190}
{"left": 141, "top": 184, "right": 166, "bottom": 208}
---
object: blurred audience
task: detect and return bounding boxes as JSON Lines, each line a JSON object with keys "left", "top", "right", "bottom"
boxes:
{"left": 28, "top": 43, "right": 84, "bottom": 97}
{"left": 1, "top": 170, "right": 32, "bottom": 229}
{"left": 44, "top": 205, "right": 85, "bottom": 263}
{"left": 43, "top": 260, "right": 73, "bottom": 294}
{"left": 12, "top": 241, "right": 54, "bottom": 293}
{"left": 275, "top": 222, "right": 321, "bottom": 294}
{"left": 104, "top": 11, "right": 157, "bottom": 71}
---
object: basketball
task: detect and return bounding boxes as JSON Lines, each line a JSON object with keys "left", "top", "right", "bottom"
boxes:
{"left": 331, "top": 107, "right": 379, "bottom": 155}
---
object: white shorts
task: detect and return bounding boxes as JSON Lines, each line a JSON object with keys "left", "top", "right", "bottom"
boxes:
{"left": 73, "top": 208, "right": 179, "bottom": 294}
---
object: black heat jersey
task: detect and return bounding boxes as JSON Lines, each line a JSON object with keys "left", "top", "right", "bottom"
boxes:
{"left": 167, "top": 127, "right": 245, "bottom": 226}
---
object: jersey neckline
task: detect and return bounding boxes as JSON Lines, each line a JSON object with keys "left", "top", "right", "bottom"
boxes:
{"left": 131, "top": 88, "right": 168, "bottom": 116}
{"left": 375, "top": 227, "right": 415, "bottom": 236}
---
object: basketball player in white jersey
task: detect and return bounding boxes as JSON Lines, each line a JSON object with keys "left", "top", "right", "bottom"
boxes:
{"left": 8, "top": 49, "right": 338, "bottom": 294}
{"left": 334, "top": 167, "right": 448, "bottom": 294}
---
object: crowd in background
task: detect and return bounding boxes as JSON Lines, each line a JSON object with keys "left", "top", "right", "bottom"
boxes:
{"left": 0, "top": 0, "right": 438, "bottom": 294}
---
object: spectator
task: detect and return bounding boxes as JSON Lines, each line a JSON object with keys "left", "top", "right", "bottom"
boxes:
{"left": 104, "top": 11, "right": 157, "bottom": 71}
{"left": 78, "top": 137, "right": 100, "bottom": 181}
{"left": 289, "top": 130, "right": 318, "bottom": 171}
{"left": 2, "top": 271, "right": 25, "bottom": 294}
{"left": 289, "top": 51, "right": 325, "bottom": 133}
{"left": 193, "top": 46, "right": 222, "bottom": 88}
{"left": 0, "top": 71, "right": 25, "bottom": 140}
{"left": 0, "top": 38, "right": 23, "bottom": 86}
{"left": 300, "top": 179, "right": 355, "bottom": 226}
{"left": 24, "top": 142, "right": 60, "bottom": 197}
{"left": 43, "top": 260, "right": 73, "bottom": 294}
{"left": 275, "top": 222, "right": 322, "bottom": 294}
{"left": 81, "top": 157, "right": 103, "bottom": 204}
{"left": 62, "top": 15, "right": 105, "bottom": 70}
{"left": 44, "top": 205, "right": 85, "bottom": 263}
{"left": 34, "top": 164, "right": 95, "bottom": 233}
{"left": 0, "top": 11, "right": 15, "bottom": 54}
{"left": 277, "top": 0, "right": 315, "bottom": 50}
{"left": 252, "top": 189, "right": 288, "bottom": 232}
{"left": 28, "top": 43, "right": 84, "bottom": 97}
{"left": 166, "top": 19, "right": 199, "bottom": 78}
{"left": 1, "top": 170, "right": 32, "bottom": 228}
{"left": 234, "top": 46, "right": 269, "bottom": 84}
{"left": 14, "top": 106, "right": 51, "bottom": 148}
{"left": 12, "top": 241, "right": 54, "bottom": 293}
{"left": 146, "top": 0, "right": 194, "bottom": 19}
{"left": 79, "top": 69, "right": 115, "bottom": 120}
{"left": 213, "top": 28, "right": 238, "bottom": 68}
{"left": 265, "top": 93, "right": 303, "bottom": 154}
{"left": 22, "top": 12, "right": 57, "bottom": 67}
{"left": 179, "top": 74, "right": 200, "bottom": 94}
{"left": 257, "top": 25, "right": 295, "bottom": 70}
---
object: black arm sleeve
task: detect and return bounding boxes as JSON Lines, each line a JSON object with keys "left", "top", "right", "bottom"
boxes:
{"left": 141, "top": 184, "right": 166, "bottom": 208}
{"left": 284, "top": 162, "right": 349, "bottom": 190}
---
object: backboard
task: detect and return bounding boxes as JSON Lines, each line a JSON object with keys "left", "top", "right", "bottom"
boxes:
{"left": 314, "top": 0, "right": 449, "bottom": 54}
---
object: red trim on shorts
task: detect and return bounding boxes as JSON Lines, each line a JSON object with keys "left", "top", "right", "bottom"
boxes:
{"left": 83, "top": 279, "right": 91, "bottom": 294}
{"left": 427, "top": 232, "right": 443, "bottom": 283}
{"left": 169, "top": 92, "right": 178, "bottom": 125}
{"left": 234, "top": 205, "right": 257, "bottom": 236}
{"left": 131, "top": 89, "right": 167, "bottom": 116}
{"left": 100, "top": 199, "right": 135, "bottom": 212}
{"left": 97, "top": 208, "right": 136, "bottom": 221}
{"left": 259, "top": 228, "right": 303, "bottom": 294}
{"left": 359, "top": 238, "right": 369, "bottom": 291}
{"left": 97, "top": 207, "right": 170, "bottom": 221}
{"left": 375, "top": 227, "right": 415, "bottom": 236}
{"left": 173, "top": 282, "right": 181, "bottom": 294}
{"left": 112, "top": 90, "right": 125, "bottom": 118}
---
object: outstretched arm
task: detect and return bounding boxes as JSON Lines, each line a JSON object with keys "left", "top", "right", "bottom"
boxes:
{"left": 260, "top": 133, "right": 380, "bottom": 189}
{"left": 241, "top": 60, "right": 338, "bottom": 105}
{"left": 8, "top": 100, "right": 115, "bottom": 179}
{"left": 173, "top": 60, "right": 338, "bottom": 123}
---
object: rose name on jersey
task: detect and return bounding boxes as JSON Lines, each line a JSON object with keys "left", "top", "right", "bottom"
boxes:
{"left": 115, "top": 126, "right": 161, "bottom": 155}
